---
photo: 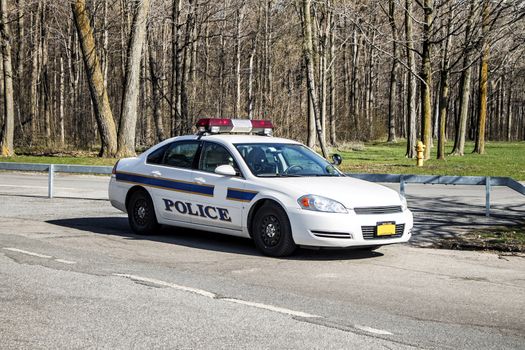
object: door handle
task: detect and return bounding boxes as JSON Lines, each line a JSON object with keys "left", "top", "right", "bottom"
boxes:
{"left": 151, "top": 171, "right": 162, "bottom": 177}
{"left": 194, "top": 177, "right": 206, "bottom": 184}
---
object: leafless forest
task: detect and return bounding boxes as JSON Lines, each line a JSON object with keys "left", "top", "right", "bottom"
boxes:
{"left": 0, "top": 0, "right": 524, "bottom": 159}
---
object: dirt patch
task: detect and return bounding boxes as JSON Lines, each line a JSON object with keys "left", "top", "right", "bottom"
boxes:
{"left": 435, "top": 225, "right": 525, "bottom": 253}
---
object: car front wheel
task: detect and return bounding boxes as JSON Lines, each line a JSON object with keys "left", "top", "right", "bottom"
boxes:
{"left": 252, "top": 203, "right": 296, "bottom": 257}
{"left": 127, "top": 189, "right": 160, "bottom": 235}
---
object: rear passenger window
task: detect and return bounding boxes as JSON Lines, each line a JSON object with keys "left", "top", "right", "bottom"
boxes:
{"left": 162, "top": 142, "right": 199, "bottom": 168}
{"left": 146, "top": 145, "right": 168, "bottom": 165}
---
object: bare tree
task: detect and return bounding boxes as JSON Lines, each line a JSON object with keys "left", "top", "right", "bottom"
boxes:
{"left": 117, "top": 0, "right": 151, "bottom": 157}
{"left": 405, "top": 0, "right": 417, "bottom": 158}
{"left": 452, "top": 1, "right": 476, "bottom": 156}
{"left": 72, "top": 0, "right": 117, "bottom": 157}
{"left": 420, "top": 0, "right": 433, "bottom": 160}
{"left": 0, "top": 0, "right": 14, "bottom": 156}
{"left": 387, "top": 0, "right": 399, "bottom": 143}
{"left": 301, "top": 0, "right": 328, "bottom": 158}
{"left": 474, "top": 0, "right": 490, "bottom": 155}
{"left": 148, "top": 30, "right": 167, "bottom": 142}
{"left": 437, "top": 2, "right": 455, "bottom": 160}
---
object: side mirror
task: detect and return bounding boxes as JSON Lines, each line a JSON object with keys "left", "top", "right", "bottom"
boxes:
{"left": 215, "top": 164, "right": 237, "bottom": 176}
{"left": 331, "top": 154, "right": 342, "bottom": 166}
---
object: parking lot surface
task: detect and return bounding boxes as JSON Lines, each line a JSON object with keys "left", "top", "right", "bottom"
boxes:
{"left": 1, "top": 172, "right": 524, "bottom": 349}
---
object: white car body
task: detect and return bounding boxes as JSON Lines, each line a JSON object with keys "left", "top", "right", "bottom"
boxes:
{"left": 109, "top": 134, "right": 413, "bottom": 250}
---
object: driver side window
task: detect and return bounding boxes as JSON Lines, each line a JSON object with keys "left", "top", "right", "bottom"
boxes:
{"left": 199, "top": 143, "right": 240, "bottom": 175}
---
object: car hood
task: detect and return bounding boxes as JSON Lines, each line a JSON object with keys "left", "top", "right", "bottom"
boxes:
{"left": 262, "top": 176, "right": 401, "bottom": 208}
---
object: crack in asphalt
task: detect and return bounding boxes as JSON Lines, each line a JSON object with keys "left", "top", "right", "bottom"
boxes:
{"left": 293, "top": 316, "right": 425, "bottom": 349}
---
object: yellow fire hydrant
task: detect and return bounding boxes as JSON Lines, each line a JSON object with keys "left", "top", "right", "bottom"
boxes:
{"left": 416, "top": 141, "right": 425, "bottom": 167}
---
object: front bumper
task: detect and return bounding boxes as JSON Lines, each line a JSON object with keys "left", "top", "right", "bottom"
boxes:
{"left": 287, "top": 208, "right": 413, "bottom": 248}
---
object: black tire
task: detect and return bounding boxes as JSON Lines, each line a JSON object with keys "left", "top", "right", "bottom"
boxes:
{"left": 127, "top": 189, "right": 160, "bottom": 235}
{"left": 252, "top": 203, "right": 296, "bottom": 257}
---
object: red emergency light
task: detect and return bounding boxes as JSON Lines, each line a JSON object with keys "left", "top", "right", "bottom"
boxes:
{"left": 196, "top": 118, "right": 273, "bottom": 135}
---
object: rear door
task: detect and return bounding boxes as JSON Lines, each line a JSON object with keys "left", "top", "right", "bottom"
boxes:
{"left": 143, "top": 140, "right": 206, "bottom": 224}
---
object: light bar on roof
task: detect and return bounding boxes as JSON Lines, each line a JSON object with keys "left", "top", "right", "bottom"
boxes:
{"left": 196, "top": 118, "right": 273, "bottom": 135}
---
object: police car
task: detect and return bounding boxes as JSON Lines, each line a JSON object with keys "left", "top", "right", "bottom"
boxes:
{"left": 109, "top": 118, "right": 413, "bottom": 257}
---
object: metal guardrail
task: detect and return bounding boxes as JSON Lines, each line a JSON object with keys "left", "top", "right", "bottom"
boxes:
{"left": 0, "top": 162, "right": 524, "bottom": 216}
{"left": 0, "top": 162, "right": 112, "bottom": 199}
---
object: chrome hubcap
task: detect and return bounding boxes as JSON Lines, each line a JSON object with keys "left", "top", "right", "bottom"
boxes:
{"left": 260, "top": 215, "right": 280, "bottom": 247}
{"left": 265, "top": 223, "right": 276, "bottom": 238}
{"left": 137, "top": 206, "right": 146, "bottom": 219}
{"left": 266, "top": 224, "right": 276, "bottom": 238}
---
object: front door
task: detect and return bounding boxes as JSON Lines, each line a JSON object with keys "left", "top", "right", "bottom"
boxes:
{"left": 188, "top": 141, "right": 245, "bottom": 232}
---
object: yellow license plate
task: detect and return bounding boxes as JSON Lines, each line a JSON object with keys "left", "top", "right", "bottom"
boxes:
{"left": 377, "top": 223, "right": 396, "bottom": 236}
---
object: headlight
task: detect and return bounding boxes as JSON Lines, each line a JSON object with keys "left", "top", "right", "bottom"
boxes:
{"left": 298, "top": 195, "right": 347, "bottom": 213}
{"left": 399, "top": 193, "right": 408, "bottom": 211}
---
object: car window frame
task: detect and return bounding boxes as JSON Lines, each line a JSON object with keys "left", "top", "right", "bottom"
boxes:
{"left": 196, "top": 141, "right": 244, "bottom": 178}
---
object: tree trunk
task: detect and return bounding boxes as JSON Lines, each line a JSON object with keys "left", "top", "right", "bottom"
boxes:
{"left": 171, "top": 0, "right": 182, "bottom": 135}
{"left": 40, "top": 5, "right": 51, "bottom": 144}
{"left": 474, "top": 0, "right": 490, "bottom": 155}
{"left": 59, "top": 56, "right": 65, "bottom": 146}
{"left": 328, "top": 9, "right": 336, "bottom": 146}
{"left": 506, "top": 79, "right": 512, "bottom": 141}
{"left": 405, "top": 0, "right": 417, "bottom": 158}
{"left": 234, "top": 5, "right": 244, "bottom": 118}
{"left": 437, "top": 3, "right": 454, "bottom": 160}
{"left": 301, "top": 0, "right": 328, "bottom": 158}
{"left": 307, "top": 81, "right": 315, "bottom": 147}
{"left": 102, "top": 0, "right": 109, "bottom": 89}
{"left": 16, "top": 0, "right": 25, "bottom": 138}
{"left": 29, "top": 0, "right": 42, "bottom": 144}
{"left": 264, "top": 0, "right": 273, "bottom": 112}
{"left": 117, "top": 0, "right": 150, "bottom": 157}
{"left": 0, "top": 0, "right": 15, "bottom": 156}
{"left": 247, "top": 27, "right": 258, "bottom": 120}
{"left": 437, "top": 69, "right": 449, "bottom": 160}
{"left": 71, "top": 0, "right": 117, "bottom": 157}
{"left": 351, "top": 27, "right": 360, "bottom": 140}
{"left": 180, "top": 0, "right": 195, "bottom": 134}
{"left": 387, "top": 0, "right": 398, "bottom": 143}
{"left": 452, "top": 1, "right": 475, "bottom": 156}
{"left": 148, "top": 33, "right": 167, "bottom": 142}
{"left": 319, "top": 4, "right": 329, "bottom": 147}
{"left": 420, "top": 0, "right": 433, "bottom": 159}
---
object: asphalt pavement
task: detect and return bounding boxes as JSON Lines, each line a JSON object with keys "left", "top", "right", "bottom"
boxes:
{"left": 0, "top": 172, "right": 524, "bottom": 349}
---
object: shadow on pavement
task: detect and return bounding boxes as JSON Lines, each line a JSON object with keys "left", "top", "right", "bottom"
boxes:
{"left": 46, "top": 216, "right": 383, "bottom": 261}
{"left": 407, "top": 195, "right": 525, "bottom": 247}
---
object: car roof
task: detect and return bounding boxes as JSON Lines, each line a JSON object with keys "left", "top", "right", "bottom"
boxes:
{"left": 169, "top": 134, "right": 302, "bottom": 145}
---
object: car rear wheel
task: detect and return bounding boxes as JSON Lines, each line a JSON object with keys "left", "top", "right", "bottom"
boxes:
{"left": 252, "top": 203, "right": 296, "bottom": 257}
{"left": 127, "top": 189, "right": 159, "bottom": 235}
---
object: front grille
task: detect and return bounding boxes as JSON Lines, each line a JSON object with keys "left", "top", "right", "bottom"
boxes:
{"left": 361, "top": 224, "right": 405, "bottom": 240}
{"left": 354, "top": 206, "right": 403, "bottom": 215}
{"left": 312, "top": 231, "right": 352, "bottom": 239}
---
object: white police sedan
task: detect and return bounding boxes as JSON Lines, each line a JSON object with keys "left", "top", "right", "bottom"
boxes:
{"left": 109, "top": 118, "right": 413, "bottom": 257}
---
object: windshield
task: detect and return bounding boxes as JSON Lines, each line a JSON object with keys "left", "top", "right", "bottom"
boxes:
{"left": 235, "top": 143, "right": 342, "bottom": 177}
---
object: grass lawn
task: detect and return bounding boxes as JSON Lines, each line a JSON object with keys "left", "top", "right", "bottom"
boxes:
{"left": 336, "top": 141, "right": 525, "bottom": 180}
{"left": 0, "top": 154, "right": 118, "bottom": 167}
{"left": 1, "top": 140, "right": 524, "bottom": 180}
